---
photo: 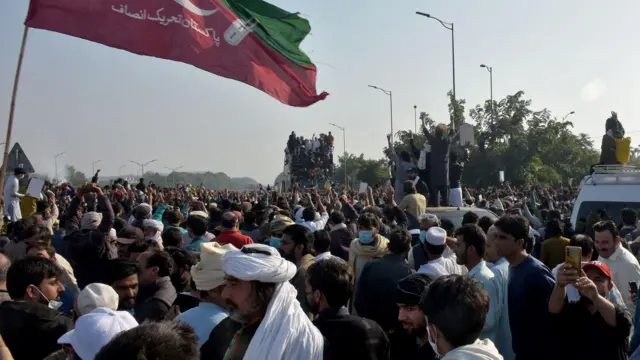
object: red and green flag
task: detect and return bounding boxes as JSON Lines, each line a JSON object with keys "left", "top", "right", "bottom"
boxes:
{"left": 25, "top": 0, "right": 328, "bottom": 107}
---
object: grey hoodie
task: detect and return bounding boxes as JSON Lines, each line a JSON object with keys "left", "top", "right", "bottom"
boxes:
{"left": 442, "top": 339, "right": 503, "bottom": 360}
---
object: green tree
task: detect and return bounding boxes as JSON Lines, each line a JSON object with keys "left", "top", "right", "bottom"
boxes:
{"left": 333, "top": 153, "right": 388, "bottom": 187}
{"left": 141, "top": 171, "right": 259, "bottom": 189}
{"left": 66, "top": 165, "right": 88, "bottom": 186}
{"left": 448, "top": 90, "right": 466, "bottom": 128}
{"left": 339, "top": 89, "right": 601, "bottom": 190}
{"left": 630, "top": 145, "right": 640, "bottom": 165}
{"left": 465, "top": 91, "right": 598, "bottom": 186}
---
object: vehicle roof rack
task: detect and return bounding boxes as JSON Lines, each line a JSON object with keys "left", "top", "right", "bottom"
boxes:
{"left": 592, "top": 165, "right": 640, "bottom": 174}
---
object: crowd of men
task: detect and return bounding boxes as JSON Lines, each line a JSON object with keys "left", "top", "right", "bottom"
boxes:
{"left": 286, "top": 131, "right": 334, "bottom": 187}
{"left": 0, "top": 125, "right": 639, "bottom": 359}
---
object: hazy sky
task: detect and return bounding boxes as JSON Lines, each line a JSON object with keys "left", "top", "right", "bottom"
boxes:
{"left": 1, "top": 0, "right": 639, "bottom": 184}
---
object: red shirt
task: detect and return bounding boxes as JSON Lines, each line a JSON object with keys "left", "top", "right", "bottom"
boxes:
{"left": 216, "top": 230, "right": 253, "bottom": 249}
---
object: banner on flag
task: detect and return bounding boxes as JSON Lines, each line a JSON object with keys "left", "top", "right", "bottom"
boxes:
{"left": 25, "top": 0, "right": 328, "bottom": 107}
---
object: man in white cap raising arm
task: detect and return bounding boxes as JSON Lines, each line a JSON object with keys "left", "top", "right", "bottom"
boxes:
{"left": 201, "top": 243, "right": 324, "bottom": 360}
{"left": 417, "top": 227, "right": 467, "bottom": 279}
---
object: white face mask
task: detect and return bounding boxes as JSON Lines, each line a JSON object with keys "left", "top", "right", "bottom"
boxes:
{"left": 33, "top": 286, "right": 63, "bottom": 311}
{"left": 425, "top": 318, "right": 442, "bottom": 359}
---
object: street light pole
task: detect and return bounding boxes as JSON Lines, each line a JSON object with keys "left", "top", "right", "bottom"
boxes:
{"left": 329, "top": 123, "right": 347, "bottom": 186}
{"left": 54, "top": 152, "right": 65, "bottom": 183}
{"left": 413, "top": 105, "right": 417, "bottom": 133}
{"left": 368, "top": 85, "right": 393, "bottom": 137}
{"left": 416, "top": 11, "right": 456, "bottom": 128}
{"left": 165, "top": 166, "right": 183, "bottom": 186}
{"left": 480, "top": 64, "right": 493, "bottom": 120}
{"left": 92, "top": 159, "right": 101, "bottom": 175}
{"left": 562, "top": 111, "right": 576, "bottom": 121}
{"left": 129, "top": 159, "right": 157, "bottom": 177}
{"left": 118, "top": 165, "right": 127, "bottom": 177}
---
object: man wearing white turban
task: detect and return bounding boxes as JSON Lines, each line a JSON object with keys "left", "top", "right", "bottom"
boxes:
{"left": 200, "top": 243, "right": 324, "bottom": 360}
{"left": 176, "top": 242, "right": 235, "bottom": 345}
{"left": 143, "top": 219, "right": 164, "bottom": 249}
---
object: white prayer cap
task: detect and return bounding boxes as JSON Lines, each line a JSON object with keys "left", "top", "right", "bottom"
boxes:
{"left": 223, "top": 244, "right": 297, "bottom": 283}
{"left": 425, "top": 227, "right": 447, "bottom": 246}
{"left": 77, "top": 283, "right": 119, "bottom": 316}
{"left": 191, "top": 242, "right": 237, "bottom": 291}
{"left": 58, "top": 308, "right": 138, "bottom": 360}
{"left": 419, "top": 213, "right": 440, "bottom": 224}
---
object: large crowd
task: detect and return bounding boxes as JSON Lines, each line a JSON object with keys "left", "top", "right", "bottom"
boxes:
{"left": 285, "top": 131, "right": 334, "bottom": 187}
{"left": 0, "top": 116, "right": 637, "bottom": 359}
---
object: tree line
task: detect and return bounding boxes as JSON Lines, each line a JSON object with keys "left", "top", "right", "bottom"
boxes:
{"left": 334, "top": 90, "right": 640, "bottom": 188}
{"left": 60, "top": 165, "right": 259, "bottom": 189}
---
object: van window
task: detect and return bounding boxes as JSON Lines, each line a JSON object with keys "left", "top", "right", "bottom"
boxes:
{"left": 575, "top": 201, "right": 640, "bottom": 226}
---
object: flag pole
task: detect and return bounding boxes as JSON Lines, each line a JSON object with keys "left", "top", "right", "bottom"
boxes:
{"left": 0, "top": 26, "right": 30, "bottom": 200}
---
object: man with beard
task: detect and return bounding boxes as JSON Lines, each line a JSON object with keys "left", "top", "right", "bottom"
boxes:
{"left": 453, "top": 224, "right": 499, "bottom": 343}
{"left": 280, "top": 224, "right": 315, "bottom": 317}
{"left": 0, "top": 257, "right": 72, "bottom": 359}
{"left": 104, "top": 258, "right": 139, "bottom": 312}
{"left": 306, "top": 258, "right": 389, "bottom": 360}
{"left": 200, "top": 244, "right": 323, "bottom": 360}
{"left": 396, "top": 273, "right": 437, "bottom": 360}
{"left": 550, "top": 260, "right": 631, "bottom": 359}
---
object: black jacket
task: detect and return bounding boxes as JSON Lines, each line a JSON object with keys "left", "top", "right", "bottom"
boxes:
{"left": 0, "top": 300, "right": 73, "bottom": 360}
{"left": 330, "top": 226, "right": 354, "bottom": 261}
{"left": 200, "top": 317, "right": 260, "bottom": 360}
{"left": 314, "top": 307, "right": 390, "bottom": 360}
{"left": 414, "top": 178, "right": 430, "bottom": 199}
{"left": 599, "top": 134, "right": 619, "bottom": 165}
{"left": 449, "top": 162, "right": 464, "bottom": 189}
{"left": 425, "top": 129, "right": 455, "bottom": 187}
{"left": 135, "top": 276, "right": 177, "bottom": 323}
{"left": 354, "top": 253, "right": 414, "bottom": 332}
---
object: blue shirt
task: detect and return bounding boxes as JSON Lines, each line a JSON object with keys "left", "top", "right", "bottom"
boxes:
{"left": 175, "top": 302, "right": 228, "bottom": 345}
{"left": 468, "top": 261, "right": 498, "bottom": 343}
{"left": 490, "top": 258, "right": 515, "bottom": 360}
{"left": 508, "top": 255, "right": 555, "bottom": 360}
{"left": 185, "top": 236, "right": 208, "bottom": 252}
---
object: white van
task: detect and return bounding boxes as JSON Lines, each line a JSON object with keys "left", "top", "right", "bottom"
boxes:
{"left": 570, "top": 165, "right": 640, "bottom": 227}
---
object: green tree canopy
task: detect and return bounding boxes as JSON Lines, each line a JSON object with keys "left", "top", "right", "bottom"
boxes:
{"left": 66, "top": 165, "right": 88, "bottom": 186}
{"left": 332, "top": 90, "right": 601, "bottom": 188}
{"left": 142, "top": 171, "right": 259, "bottom": 189}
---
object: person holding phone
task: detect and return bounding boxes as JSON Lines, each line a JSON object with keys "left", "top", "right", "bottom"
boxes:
{"left": 549, "top": 260, "right": 631, "bottom": 360}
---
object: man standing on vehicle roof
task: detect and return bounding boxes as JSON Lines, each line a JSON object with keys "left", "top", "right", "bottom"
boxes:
{"left": 594, "top": 220, "right": 640, "bottom": 316}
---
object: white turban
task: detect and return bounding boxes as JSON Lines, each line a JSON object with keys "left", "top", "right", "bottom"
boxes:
{"left": 143, "top": 219, "right": 164, "bottom": 248}
{"left": 222, "top": 244, "right": 323, "bottom": 360}
{"left": 143, "top": 219, "right": 163, "bottom": 232}
{"left": 222, "top": 244, "right": 296, "bottom": 283}
{"left": 191, "top": 242, "right": 237, "bottom": 291}
{"left": 190, "top": 210, "right": 209, "bottom": 219}
{"left": 81, "top": 212, "right": 102, "bottom": 231}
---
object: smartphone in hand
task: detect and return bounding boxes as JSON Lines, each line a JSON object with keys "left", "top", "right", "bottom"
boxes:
{"left": 565, "top": 246, "right": 582, "bottom": 272}
{"left": 630, "top": 281, "right": 638, "bottom": 296}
